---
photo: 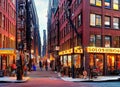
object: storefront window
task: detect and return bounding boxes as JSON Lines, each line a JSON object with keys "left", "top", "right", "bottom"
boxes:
{"left": 107, "top": 55, "right": 115, "bottom": 72}
{"left": 117, "top": 55, "right": 120, "bottom": 70}
{"left": 74, "top": 55, "right": 81, "bottom": 68}
{"left": 89, "top": 54, "right": 94, "bottom": 66}
{"left": 63, "top": 56, "right": 68, "bottom": 67}
{"left": 60, "top": 56, "right": 63, "bottom": 65}
{"left": 68, "top": 55, "right": 71, "bottom": 67}
{"left": 113, "top": 0, "right": 119, "bottom": 10}
{"left": 105, "top": 36, "right": 111, "bottom": 47}
{"left": 113, "top": 17, "right": 119, "bottom": 29}
{"left": 95, "top": 54, "right": 103, "bottom": 75}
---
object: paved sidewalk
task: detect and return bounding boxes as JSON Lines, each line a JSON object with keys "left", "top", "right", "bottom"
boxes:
{"left": 60, "top": 76, "right": 120, "bottom": 82}
{"left": 0, "top": 65, "right": 59, "bottom": 83}
{"left": 0, "top": 76, "right": 30, "bottom": 83}
{"left": 1, "top": 65, "right": 120, "bottom": 83}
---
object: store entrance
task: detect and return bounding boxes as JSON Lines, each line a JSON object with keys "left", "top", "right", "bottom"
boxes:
{"left": 107, "top": 55, "right": 116, "bottom": 75}
{"left": 89, "top": 54, "right": 103, "bottom": 75}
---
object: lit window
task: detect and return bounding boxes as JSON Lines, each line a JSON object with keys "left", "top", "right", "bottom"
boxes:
{"left": 105, "top": 36, "right": 111, "bottom": 47}
{"left": 113, "top": 0, "right": 119, "bottom": 10}
{"left": 90, "top": 14, "right": 101, "bottom": 27}
{"left": 105, "top": 0, "right": 111, "bottom": 8}
{"left": 105, "top": 16, "right": 111, "bottom": 28}
{"left": 78, "top": 14, "right": 82, "bottom": 27}
{"left": 96, "top": 15, "right": 101, "bottom": 27}
{"left": 90, "top": 0, "right": 95, "bottom": 5}
{"left": 96, "top": 0, "right": 102, "bottom": 6}
{"left": 113, "top": 17, "right": 119, "bottom": 29}
{"left": 90, "top": 0, "right": 101, "bottom": 6}
{"left": 90, "top": 14, "right": 95, "bottom": 26}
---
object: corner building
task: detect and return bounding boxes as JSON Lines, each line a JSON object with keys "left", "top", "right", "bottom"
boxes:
{"left": 58, "top": 0, "right": 120, "bottom": 76}
{"left": 0, "top": 0, "right": 16, "bottom": 74}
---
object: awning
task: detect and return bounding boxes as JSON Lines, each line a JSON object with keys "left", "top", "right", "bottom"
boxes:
{"left": 0, "top": 48, "right": 15, "bottom": 55}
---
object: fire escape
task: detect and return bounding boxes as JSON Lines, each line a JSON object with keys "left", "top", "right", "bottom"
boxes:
{"left": 16, "top": 0, "right": 26, "bottom": 80}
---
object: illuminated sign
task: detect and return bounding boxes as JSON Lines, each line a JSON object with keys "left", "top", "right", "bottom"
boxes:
{"left": 0, "top": 49, "right": 15, "bottom": 55}
{"left": 59, "top": 46, "right": 83, "bottom": 55}
{"left": 87, "top": 47, "right": 120, "bottom": 54}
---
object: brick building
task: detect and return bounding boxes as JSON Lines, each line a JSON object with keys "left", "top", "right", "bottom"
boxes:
{"left": 49, "top": 0, "right": 120, "bottom": 76}
{"left": 0, "top": 0, "right": 16, "bottom": 73}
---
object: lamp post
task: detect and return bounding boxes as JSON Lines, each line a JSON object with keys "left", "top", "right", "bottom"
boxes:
{"left": 55, "top": 46, "right": 60, "bottom": 72}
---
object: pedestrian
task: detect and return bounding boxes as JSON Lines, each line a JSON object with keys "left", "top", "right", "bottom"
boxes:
{"left": 11, "top": 63, "right": 17, "bottom": 76}
{"left": 39, "top": 60, "right": 43, "bottom": 71}
{"left": 32, "top": 63, "right": 36, "bottom": 71}
{"left": 89, "top": 66, "right": 93, "bottom": 79}
{"left": 45, "top": 60, "right": 48, "bottom": 71}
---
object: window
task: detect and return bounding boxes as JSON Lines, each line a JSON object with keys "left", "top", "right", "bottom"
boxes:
{"left": 90, "top": 35, "right": 95, "bottom": 46}
{"left": 105, "top": 36, "right": 111, "bottom": 47}
{"left": 113, "top": 17, "right": 119, "bottom": 29}
{"left": 77, "top": 0, "right": 81, "bottom": 4}
{"left": 78, "top": 13, "right": 82, "bottom": 27}
{"left": 90, "top": 0, "right": 101, "bottom": 6}
{"left": 90, "top": 14, "right": 95, "bottom": 26}
{"left": 96, "top": 35, "right": 102, "bottom": 47}
{"left": 96, "top": 15, "right": 101, "bottom": 27}
{"left": 90, "top": 35, "right": 101, "bottom": 46}
{"left": 105, "top": 0, "right": 111, "bottom": 8}
{"left": 105, "top": 16, "right": 111, "bottom": 28}
{"left": 113, "top": 36, "right": 120, "bottom": 48}
{"left": 90, "top": 14, "right": 101, "bottom": 27}
{"left": 113, "top": 0, "right": 119, "bottom": 10}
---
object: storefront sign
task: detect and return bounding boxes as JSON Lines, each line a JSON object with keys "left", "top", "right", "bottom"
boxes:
{"left": 87, "top": 47, "right": 120, "bottom": 54}
{"left": 0, "top": 48, "right": 15, "bottom": 55}
{"left": 59, "top": 46, "right": 83, "bottom": 55}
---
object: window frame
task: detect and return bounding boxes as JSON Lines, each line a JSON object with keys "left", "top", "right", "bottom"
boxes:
{"left": 104, "top": 0, "right": 111, "bottom": 9}
{"left": 90, "top": 13, "right": 102, "bottom": 27}
{"left": 113, "top": 17, "right": 119, "bottom": 29}
{"left": 104, "top": 16, "right": 111, "bottom": 28}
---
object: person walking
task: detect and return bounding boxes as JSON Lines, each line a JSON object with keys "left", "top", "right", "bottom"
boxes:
{"left": 39, "top": 60, "right": 43, "bottom": 71}
{"left": 45, "top": 60, "right": 48, "bottom": 71}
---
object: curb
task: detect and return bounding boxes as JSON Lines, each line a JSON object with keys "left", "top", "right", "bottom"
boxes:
{"left": 0, "top": 77, "right": 30, "bottom": 83}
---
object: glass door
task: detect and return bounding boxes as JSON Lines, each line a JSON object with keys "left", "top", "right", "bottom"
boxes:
{"left": 107, "top": 55, "right": 116, "bottom": 75}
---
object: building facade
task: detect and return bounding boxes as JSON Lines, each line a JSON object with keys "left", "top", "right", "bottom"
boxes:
{"left": 0, "top": 0, "right": 16, "bottom": 74}
{"left": 42, "top": 30, "right": 47, "bottom": 58}
{"left": 47, "top": 0, "right": 59, "bottom": 70}
{"left": 49, "top": 0, "right": 120, "bottom": 76}
{"left": 17, "top": 0, "right": 41, "bottom": 71}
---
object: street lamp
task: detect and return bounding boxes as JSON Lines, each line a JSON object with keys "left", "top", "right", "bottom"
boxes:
{"left": 55, "top": 46, "right": 60, "bottom": 72}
